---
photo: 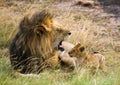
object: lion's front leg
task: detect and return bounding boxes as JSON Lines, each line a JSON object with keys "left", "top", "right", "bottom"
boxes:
{"left": 46, "top": 51, "right": 59, "bottom": 68}
{"left": 51, "top": 51, "right": 59, "bottom": 67}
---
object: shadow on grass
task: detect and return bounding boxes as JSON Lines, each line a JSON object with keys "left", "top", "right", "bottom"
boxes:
{"left": 97, "top": 0, "right": 120, "bottom": 17}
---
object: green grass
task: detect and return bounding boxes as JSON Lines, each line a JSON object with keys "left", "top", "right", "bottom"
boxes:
{"left": 0, "top": 57, "right": 119, "bottom": 85}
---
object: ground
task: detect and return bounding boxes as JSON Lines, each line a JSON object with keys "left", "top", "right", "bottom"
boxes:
{"left": 0, "top": 0, "right": 120, "bottom": 85}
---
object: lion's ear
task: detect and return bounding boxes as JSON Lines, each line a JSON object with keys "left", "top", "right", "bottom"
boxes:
{"left": 19, "top": 16, "right": 31, "bottom": 31}
{"left": 41, "top": 23, "right": 52, "bottom": 32}
{"left": 79, "top": 46, "right": 85, "bottom": 52}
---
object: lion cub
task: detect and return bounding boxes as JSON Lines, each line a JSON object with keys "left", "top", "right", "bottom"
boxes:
{"left": 59, "top": 42, "right": 79, "bottom": 69}
{"left": 68, "top": 43, "right": 107, "bottom": 73}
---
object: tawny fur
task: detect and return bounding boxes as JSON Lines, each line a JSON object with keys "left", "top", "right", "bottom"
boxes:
{"left": 9, "top": 10, "right": 71, "bottom": 74}
{"left": 59, "top": 51, "right": 77, "bottom": 68}
{"left": 69, "top": 43, "right": 107, "bottom": 73}
{"left": 58, "top": 42, "right": 79, "bottom": 69}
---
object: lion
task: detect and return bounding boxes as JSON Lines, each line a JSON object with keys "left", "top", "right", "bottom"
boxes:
{"left": 9, "top": 10, "right": 71, "bottom": 74}
{"left": 68, "top": 43, "right": 107, "bottom": 73}
{"left": 47, "top": 27, "right": 72, "bottom": 68}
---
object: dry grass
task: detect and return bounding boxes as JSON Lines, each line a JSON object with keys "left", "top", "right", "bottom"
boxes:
{"left": 0, "top": 0, "right": 120, "bottom": 85}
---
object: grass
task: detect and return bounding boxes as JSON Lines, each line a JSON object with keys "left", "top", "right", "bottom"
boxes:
{"left": 0, "top": 0, "right": 120, "bottom": 85}
{"left": 0, "top": 57, "right": 119, "bottom": 85}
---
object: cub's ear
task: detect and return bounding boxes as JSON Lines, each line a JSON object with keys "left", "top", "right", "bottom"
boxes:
{"left": 19, "top": 16, "right": 31, "bottom": 31}
{"left": 74, "top": 43, "right": 81, "bottom": 48}
{"left": 79, "top": 46, "right": 85, "bottom": 52}
{"left": 74, "top": 43, "right": 81, "bottom": 50}
{"left": 76, "top": 43, "right": 81, "bottom": 47}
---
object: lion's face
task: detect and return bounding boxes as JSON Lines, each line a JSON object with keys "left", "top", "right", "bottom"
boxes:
{"left": 53, "top": 28, "right": 71, "bottom": 49}
{"left": 69, "top": 43, "right": 86, "bottom": 58}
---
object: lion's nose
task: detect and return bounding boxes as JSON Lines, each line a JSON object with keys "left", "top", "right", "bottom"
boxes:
{"left": 68, "top": 32, "right": 71, "bottom": 35}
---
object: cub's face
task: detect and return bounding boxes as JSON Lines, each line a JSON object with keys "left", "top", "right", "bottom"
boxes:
{"left": 69, "top": 43, "right": 85, "bottom": 58}
{"left": 68, "top": 43, "right": 81, "bottom": 58}
{"left": 52, "top": 28, "right": 71, "bottom": 49}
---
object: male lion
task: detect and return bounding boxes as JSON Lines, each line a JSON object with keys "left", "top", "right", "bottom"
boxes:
{"left": 9, "top": 10, "right": 71, "bottom": 74}
{"left": 69, "top": 43, "right": 107, "bottom": 73}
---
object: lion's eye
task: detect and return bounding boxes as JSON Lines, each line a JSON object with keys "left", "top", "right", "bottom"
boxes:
{"left": 68, "top": 32, "right": 71, "bottom": 35}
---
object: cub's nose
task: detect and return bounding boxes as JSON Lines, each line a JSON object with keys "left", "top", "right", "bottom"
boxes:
{"left": 68, "top": 32, "right": 71, "bottom": 35}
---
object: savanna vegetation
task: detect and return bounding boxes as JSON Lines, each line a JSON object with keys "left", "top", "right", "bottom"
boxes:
{"left": 0, "top": 0, "right": 120, "bottom": 85}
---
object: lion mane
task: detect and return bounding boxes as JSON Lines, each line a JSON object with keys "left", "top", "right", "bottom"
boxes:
{"left": 9, "top": 10, "right": 57, "bottom": 74}
{"left": 9, "top": 10, "right": 71, "bottom": 74}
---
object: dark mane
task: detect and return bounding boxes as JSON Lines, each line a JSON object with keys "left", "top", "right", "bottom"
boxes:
{"left": 9, "top": 10, "right": 54, "bottom": 74}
